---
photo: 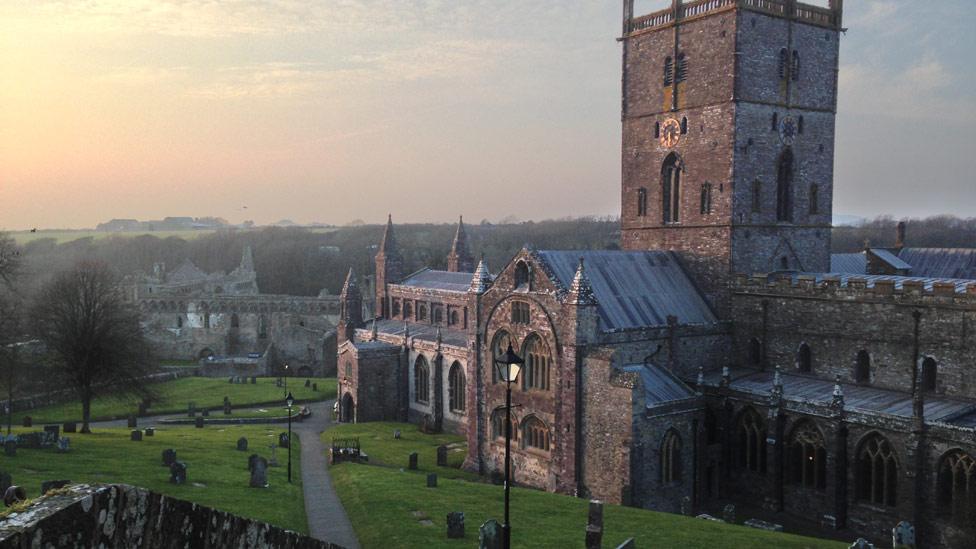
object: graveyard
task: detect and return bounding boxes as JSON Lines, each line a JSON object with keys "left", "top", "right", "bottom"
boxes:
{"left": 326, "top": 422, "right": 847, "bottom": 549}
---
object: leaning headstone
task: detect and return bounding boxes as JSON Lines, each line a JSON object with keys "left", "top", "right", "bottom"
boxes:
{"left": 3, "top": 440, "right": 15, "bottom": 457}
{"left": 850, "top": 539, "right": 875, "bottom": 549}
{"left": 3, "top": 486, "right": 25, "bottom": 507}
{"left": 144, "top": 428, "right": 154, "bottom": 437}
{"left": 169, "top": 461, "right": 187, "bottom": 485}
{"left": 408, "top": 452, "right": 418, "bottom": 470}
{"left": 0, "top": 472, "right": 11, "bottom": 493}
{"left": 130, "top": 430, "right": 143, "bottom": 441}
{"left": 249, "top": 456, "right": 269, "bottom": 488}
{"left": 40, "top": 480, "right": 69, "bottom": 493}
{"left": 162, "top": 449, "right": 177, "bottom": 467}
{"left": 892, "top": 521, "right": 916, "bottom": 549}
{"left": 63, "top": 422, "right": 77, "bottom": 434}
{"left": 447, "top": 512, "right": 465, "bottom": 539}
{"left": 312, "top": 383, "right": 318, "bottom": 391}
{"left": 585, "top": 500, "right": 604, "bottom": 549}
{"left": 479, "top": 519, "right": 501, "bottom": 549}
{"left": 127, "top": 415, "right": 137, "bottom": 429}
{"left": 615, "top": 539, "right": 636, "bottom": 549}
{"left": 57, "top": 437, "right": 70, "bottom": 453}
{"left": 278, "top": 432, "right": 290, "bottom": 449}
{"left": 21, "top": 416, "right": 31, "bottom": 428}
{"left": 195, "top": 416, "right": 205, "bottom": 428}
{"left": 237, "top": 437, "right": 248, "bottom": 451}
{"left": 427, "top": 473, "right": 438, "bottom": 488}
{"left": 437, "top": 445, "right": 448, "bottom": 467}
{"left": 722, "top": 503, "right": 736, "bottom": 524}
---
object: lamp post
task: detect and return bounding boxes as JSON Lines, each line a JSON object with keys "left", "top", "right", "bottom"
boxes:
{"left": 286, "top": 391, "right": 294, "bottom": 483}
{"left": 494, "top": 343, "right": 523, "bottom": 549}
{"left": 284, "top": 363, "right": 289, "bottom": 393}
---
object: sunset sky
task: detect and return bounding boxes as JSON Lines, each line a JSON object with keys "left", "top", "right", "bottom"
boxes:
{"left": 1, "top": 1, "right": 974, "bottom": 230}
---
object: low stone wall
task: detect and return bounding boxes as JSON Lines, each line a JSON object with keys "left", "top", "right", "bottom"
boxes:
{"left": 0, "top": 483, "right": 344, "bottom": 548}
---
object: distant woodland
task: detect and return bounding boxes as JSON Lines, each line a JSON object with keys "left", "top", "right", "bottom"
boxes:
{"left": 9, "top": 215, "right": 975, "bottom": 297}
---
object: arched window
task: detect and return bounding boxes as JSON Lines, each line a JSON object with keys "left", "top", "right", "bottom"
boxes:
{"left": 788, "top": 421, "right": 827, "bottom": 490}
{"left": 680, "top": 116, "right": 688, "bottom": 135}
{"left": 797, "top": 343, "right": 812, "bottom": 373}
{"left": 231, "top": 313, "right": 240, "bottom": 328}
{"left": 662, "top": 153, "right": 682, "bottom": 224}
{"left": 449, "top": 310, "right": 459, "bottom": 326}
{"left": 776, "top": 148, "right": 794, "bottom": 222}
{"left": 654, "top": 121, "right": 661, "bottom": 139}
{"left": 403, "top": 301, "right": 413, "bottom": 319}
{"left": 748, "top": 337, "right": 762, "bottom": 366}
{"left": 921, "top": 357, "right": 937, "bottom": 392}
{"left": 663, "top": 56, "right": 674, "bottom": 86}
{"left": 491, "top": 331, "right": 513, "bottom": 384}
{"left": 798, "top": 115, "right": 805, "bottom": 134}
{"left": 937, "top": 450, "right": 976, "bottom": 521}
{"left": 809, "top": 184, "right": 819, "bottom": 215}
{"left": 514, "top": 261, "right": 530, "bottom": 289}
{"left": 414, "top": 356, "right": 430, "bottom": 404}
{"left": 855, "top": 350, "right": 870, "bottom": 383}
{"left": 637, "top": 187, "right": 648, "bottom": 217}
{"left": 737, "top": 408, "right": 767, "bottom": 473}
{"left": 856, "top": 434, "right": 898, "bottom": 507}
{"left": 392, "top": 299, "right": 401, "bottom": 317}
{"left": 778, "top": 48, "right": 788, "bottom": 79}
{"left": 433, "top": 307, "right": 443, "bottom": 324}
{"left": 752, "top": 180, "right": 762, "bottom": 213}
{"left": 700, "top": 183, "right": 712, "bottom": 215}
{"left": 448, "top": 362, "right": 465, "bottom": 412}
{"left": 418, "top": 304, "right": 428, "bottom": 322}
{"left": 791, "top": 50, "right": 800, "bottom": 82}
{"left": 675, "top": 53, "right": 688, "bottom": 83}
{"left": 491, "top": 408, "right": 518, "bottom": 442}
{"left": 661, "top": 430, "right": 682, "bottom": 483}
{"left": 522, "top": 334, "right": 551, "bottom": 391}
{"left": 771, "top": 112, "right": 779, "bottom": 132}
{"left": 522, "top": 416, "right": 551, "bottom": 452}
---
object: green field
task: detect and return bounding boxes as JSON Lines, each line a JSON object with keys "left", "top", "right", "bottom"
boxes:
{"left": 328, "top": 422, "right": 845, "bottom": 549}
{"left": 8, "top": 229, "right": 222, "bottom": 245}
{"left": 24, "top": 377, "right": 337, "bottom": 424}
{"left": 0, "top": 426, "right": 307, "bottom": 532}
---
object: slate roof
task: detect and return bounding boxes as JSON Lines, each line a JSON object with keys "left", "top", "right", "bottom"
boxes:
{"left": 806, "top": 273, "right": 973, "bottom": 294}
{"left": 870, "top": 248, "right": 912, "bottom": 270}
{"left": 399, "top": 269, "right": 473, "bottom": 293}
{"left": 706, "top": 368, "right": 975, "bottom": 421}
{"left": 535, "top": 250, "right": 716, "bottom": 331}
{"left": 898, "top": 248, "right": 976, "bottom": 280}
{"left": 372, "top": 319, "right": 468, "bottom": 348}
{"left": 621, "top": 363, "right": 696, "bottom": 406}
{"left": 168, "top": 260, "right": 209, "bottom": 283}
{"left": 830, "top": 253, "right": 866, "bottom": 274}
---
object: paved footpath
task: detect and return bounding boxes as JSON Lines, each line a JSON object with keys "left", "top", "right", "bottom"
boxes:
{"left": 294, "top": 399, "right": 360, "bottom": 549}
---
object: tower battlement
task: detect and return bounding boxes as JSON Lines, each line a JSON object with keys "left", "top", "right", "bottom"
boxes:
{"left": 733, "top": 273, "right": 976, "bottom": 303}
{"left": 625, "top": 0, "right": 843, "bottom": 36}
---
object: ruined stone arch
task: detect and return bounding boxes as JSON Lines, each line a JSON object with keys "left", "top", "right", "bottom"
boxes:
{"left": 340, "top": 392, "right": 355, "bottom": 423}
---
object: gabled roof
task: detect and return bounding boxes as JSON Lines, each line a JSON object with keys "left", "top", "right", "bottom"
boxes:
{"left": 535, "top": 250, "right": 716, "bottom": 331}
{"left": 168, "top": 260, "right": 209, "bottom": 283}
{"left": 621, "top": 362, "right": 695, "bottom": 406}
{"left": 830, "top": 252, "right": 866, "bottom": 274}
{"left": 869, "top": 248, "right": 912, "bottom": 270}
{"left": 898, "top": 248, "right": 976, "bottom": 280}
{"left": 399, "top": 269, "right": 473, "bottom": 293}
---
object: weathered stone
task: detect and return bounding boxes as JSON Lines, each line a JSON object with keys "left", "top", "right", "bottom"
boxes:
{"left": 446, "top": 511, "right": 465, "bottom": 539}
{"left": 722, "top": 503, "right": 735, "bottom": 524}
{"left": 585, "top": 500, "right": 604, "bottom": 549}
{"left": 696, "top": 513, "right": 723, "bottom": 522}
{"left": 237, "top": 437, "right": 248, "bottom": 451}
{"left": 278, "top": 432, "right": 290, "bottom": 449}
{"left": 130, "top": 430, "right": 142, "bottom": 442}
{"left": 43, "top": 425, "right": 60, "bottom": 440}
{"left": 479, "top": 519, "right": 501, "bottom": 549}
{"left": 127, "top": 415, "right": 137, "bottom": 428}
{"left": 427, "top": 473, "right": 437, "bottom": 488}
{"left": 162, "top": 449, "right": 176, "bottom": 467}
{"left": 195, "top": 416, "right": 205, "bottom": 428}
{"left": 393, "top": 430, "right": 401, "bottom": 440}
{"left": 62, "top": 422, "right": 77, "bottom": 434}
{"left": 169, "top": 461, "right": 187, "bottom": 484}
{"left": 679, "top": 496, "right": 691, "bottom": 516}
{"left": 249, "top": 456, "right": 269, "bottom": 488}
{"left": 892, "top": 521, "right": 915, "bottom": 549}
{"left": 408, "top": 452, "right": 418, "bottom": 470}
{"left": 21, "top": 416, "right": 31, "bottom": 428}
{"left": 849, "top": 539, "right": 875, "bottom": 549}
{"left": 436, "top": 445, "right": 448, "bottom": 467}
{"left": 40, "top": 480, "right": 70, "bottom": 493}
{"left": 144, "top": 428, "right": 154, "bottom": 437}
{"left": 57, "top": 437, "right": 70, "bottom": 453}
{"left": 3, "top": 485, "right": 25, "bottom": 506}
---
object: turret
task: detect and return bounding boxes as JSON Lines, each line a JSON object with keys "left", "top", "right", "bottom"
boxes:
{"left": 469, "top": 257, "right": 493, "bottom": 294}
{"left": 566, "top": 257, "right": 600, "bottom": 344}
{"left": 375, "top": 214, "right": 403, "bottom": 318}
{"left": 338, "top": 268, "right": 363, "bottom": 345}
{"left": 446, "top": 216, "right": 475, "bottom": 273}
{"left": 239, "top": 245, "right": 255, "bottom": 272}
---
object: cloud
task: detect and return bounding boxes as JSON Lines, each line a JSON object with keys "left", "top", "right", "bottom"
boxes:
{"left": 840, "top": 59, "right": 975, "bottom": 124}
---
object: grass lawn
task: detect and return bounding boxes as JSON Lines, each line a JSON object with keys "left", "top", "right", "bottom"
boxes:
{"left": 26, "top": 377, "right": 337, "bottom": 424}
{"left": 328, "top": 422, "right": 846, "bottom": 549}
{"left": 325, "top": 422, "right": 476, "bottom": 480}
{"left": 0, "top": 425, "right": 307, "bottom": 533}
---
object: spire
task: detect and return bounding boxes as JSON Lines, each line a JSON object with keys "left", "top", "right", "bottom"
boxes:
{"left": 239, "top": 245, "right": 255, "bottom": 272}
{"left": 378, "top": 214, "right": 399, "bottom": 256}
{"left": 375, "top": 214, "right": 403, "bottom": 318}
{"left": 370, "top": 318, "right": 378, "bottom": 341}
{"left": 341, "top": 268, "right": 359, "bottom": 297}
{"left": 469, "top": 256, "right": 493, "bottom": 294}
{"left": 446, "top": 215, "right": 475, "bottom": 273}
{"left": 567, "top": 257, "right": 597, "bottom": 305}
{"left": 338, "top": 267, "right": 363, "bottom": 344}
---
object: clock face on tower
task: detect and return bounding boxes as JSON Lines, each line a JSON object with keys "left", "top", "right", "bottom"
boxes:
{"left": 779, "top": 116, "right": 797, "bottom": 146}
{"left": 660, "top": 118, "right": 681, "bottom": 148}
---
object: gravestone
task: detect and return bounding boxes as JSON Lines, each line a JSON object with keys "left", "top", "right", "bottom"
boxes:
{"left": 437, "top": 445, "right": 448, "bottom": 467}
{"left": 394, "top": 430, "right": 401, "bottom": 440}
{"left": 278, "top": 433, "right": 289, "bottom": 449}
{"left": 248, "top": 453, "right": 260, "bottom": 471}
{"left": 408, "top": 452, "right": 418, "bottom": 470}
{"left": 269, "top": 444, "right": 279, "bottom": 467}
{"left": 127, "top": 415, "right": 137, "bottom": 429}
{"left": 237, "top": 437, "right": 248, "bottom": 451}
{"left": 479, "top": 519, "right": 501, "bottom": 549}
{"left": 138, "top": 402, "right": 148, "bottom": 416}
{"left": 3, "top": 440, "right": 15, "bottom": 457}
{"left": 892, "top": 521, "right": 915, "bottom": 549}
{"left": 130, "top": 430, "right": 143, "bottom": 441}
{"left": 312, "top": 383, "right": 318, "bottom": 392}
{"left": 57, "top": 437, "right": 70, "bottom": 453}
{"left": 43, "top": 425, "right": 60, "bottom": 440}
{"left": 304, "top": 379, "right": 311, "bottom": 388}
{"left": 251, "top": 376, "right": 257, "bottom": 384}
{"left": 187, "top": 402, "right": 196, "bottom": 417}
{"left": 162, "top": 449, "right": 177, "bottom": 467}
{"left": 3, "top": 486, "right": 25, "bottom": 507}
{"left": 849, "top": 539, "right": 875, "bottom": 549}
{"left": 201, "top": 409, "right": 210, "bottom": 417}
{"left": 223, "top": 397, "right": 232, "bottom": 415}
{"left": 0, "top": 472, "right": 11, "bottom": 493}
{"left": 249, "top": 456, "right": 269, "bottom": 488}
{"left": 169, "top": 461, "right": 187, "bottom": 485}
{"left": 427, "top": 473, "right": 437, "bottom": 488}
{"left": 585, "top": 500, "right": 603, "bottom": 549}
{"left": 144, "top": 428, "right": 154, "bottom": 437}
{"left": 447, "top": 512, "right": 465, "bottom": 539}
{"left": 63, "top": 422, "right": 77, "bottom": 434}
{"left": 195, "top": 416, "right": 205, "bottom": 428}
{"left": 228, "top": 377, "right": 234, "bottom": 384}
{"left": 40, "top": 480, "right": 69, "bottom": 493}
{"left": 680, "top": 496, "right": 692, "bottom": 516}
{"left": 615, "top": 539, "right": 636, "bottom": 549}
{"left": 722, "top": 503, "right": 736, "bottom": 524}
{"left": 744, "top": 518, "right": 784, "bottom": 532}
{"left": 21, "top": 416, "right": 31, "bottom": 428}
{"left": 276, "top": 378, "right": 283, "bottom": 388}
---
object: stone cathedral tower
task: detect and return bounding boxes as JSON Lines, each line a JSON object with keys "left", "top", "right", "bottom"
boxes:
{"left": 619, "top": 0, "right": 844, "bottom": 311}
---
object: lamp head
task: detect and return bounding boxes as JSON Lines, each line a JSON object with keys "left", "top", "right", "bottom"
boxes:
{"left": 286, "top": 392, "right": 294, "bottom": 407}
{"left": 493, "top": 343, "right": 524, "bottom": 383}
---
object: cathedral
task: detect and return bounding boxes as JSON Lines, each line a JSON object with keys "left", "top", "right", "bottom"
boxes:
{"left": 336, "top": 2, "right": 976, "bottom": 547}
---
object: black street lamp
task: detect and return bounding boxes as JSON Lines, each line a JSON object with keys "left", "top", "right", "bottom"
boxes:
{"left": 494, "top": 343, "right": 524, "bottom": 549}
{"left": 284, "top": 363, "right": 289, "bottom": 393}
{"left": 286, "top": 391, "right": 294, "bottom": 483}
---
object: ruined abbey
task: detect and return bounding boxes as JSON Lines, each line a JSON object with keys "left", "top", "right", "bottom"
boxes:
{"left": 336, "top": 2, "right": 976, "bottom": 547}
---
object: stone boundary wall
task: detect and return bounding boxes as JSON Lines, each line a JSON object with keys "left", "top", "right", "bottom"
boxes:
{"left": 0, "top": 483, "right": 344, "bottom": 549}
{"left": 733, "top": 273, "right": 976, "bottom": 301}
{"left": 4, "top": 371, "right": 194, "bottom": 415}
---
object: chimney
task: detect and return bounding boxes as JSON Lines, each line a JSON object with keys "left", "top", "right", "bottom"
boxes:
{"left": 895, "top": 221, "right": 907, "bottom": 251}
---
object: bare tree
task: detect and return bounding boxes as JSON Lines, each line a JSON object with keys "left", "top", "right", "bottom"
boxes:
{"left": 0, "top": 235, "right": 26, "bottom": 434}
{"left": 30, "top": 260, "right": 155, "bottom": 433}
{"left": 0, "top": 233, "right": 21, "bottom": 287}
